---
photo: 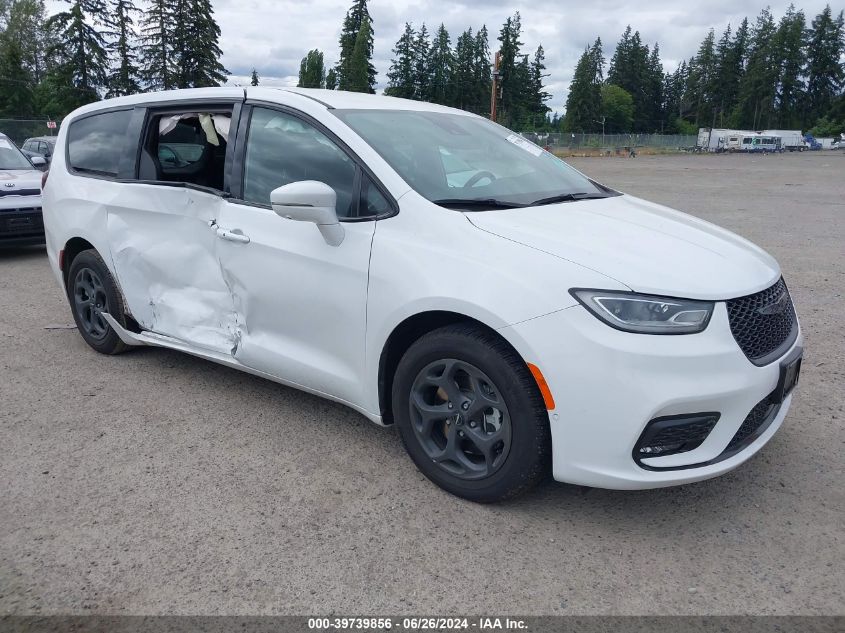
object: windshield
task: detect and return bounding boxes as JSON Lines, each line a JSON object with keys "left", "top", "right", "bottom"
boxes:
{"left": 0, "top": 138, "right": 34, "bottom": 170}
{"left": 334, "top": 109, "right": 611, "bottom": 208}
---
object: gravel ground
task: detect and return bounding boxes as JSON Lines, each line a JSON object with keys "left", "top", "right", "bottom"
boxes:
{"left": 1, "top": 152, "right": 843, "bottom": 616}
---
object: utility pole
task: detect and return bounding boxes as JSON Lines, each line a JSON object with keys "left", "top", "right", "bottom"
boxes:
{"left": 490, "top": 51, "right": 501, "bottom": 122}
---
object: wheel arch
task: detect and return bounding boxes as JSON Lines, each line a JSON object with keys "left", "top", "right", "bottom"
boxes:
{"left": 62, "top": 236, "right": 138, "bottom": 331}
{"left": 62, "top": 237, "right": 96, "bottom": 289}
{"left": 377, "top": 310, "right": 531, "bottom": 425}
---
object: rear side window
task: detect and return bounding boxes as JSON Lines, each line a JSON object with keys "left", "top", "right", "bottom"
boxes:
{"left": 68, "top": 110, "right": 132, "bottom": 176}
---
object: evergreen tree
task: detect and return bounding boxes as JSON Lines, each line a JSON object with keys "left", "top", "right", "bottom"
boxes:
{"left": 346, "top": 16, "right": 372, "bottom": 93}
{"left": 734, "top": 7, "right": 779, "bottom": 129}
{"left": 449, "top": 27, "right": 475, "bottom": 109}
{"left": 0, "top": 37, "right": 33, "bottom": 115}
{"left": 336, "top": 0, "right": 375, "bottom": 92}
{"left": 607, "top": 26, "right": 633, "bottom": 88}
{"left": 662, "top": 60, "right": 691, "bottom": 131}
{"left": 385, "top": 22, "right": 416, "bottom": 99}
{"left": 250, "top": 68, "right": 259, "bottom": 86}
{"left": 644, "top": 44, "right": 664, "bottom": 130}
{"left": 774, "top": 4, "right": 806, "bottom": 127}
{"left": 170, "top": 0, "right": 188, "bottom": 87}
{"left": 427, "top": 23, "right": 452, "bottom": 105}
{"left": 712, "top": 20, "right": 748, "bottom": 126}
{"left": 298, "top": 49, "right": 325, "bottom": 88}
{"left": 563, "top": 38, "right": 604, "bottom": 132}
{"left": 178, "top": 0, "right": 228, "bottom": 88}
{"left": 687, "top": 29, "right": 717, "bottom": 126}
{"left": 106, "top": 0, "right": 141, "bottom": 97}
{"left": 44, "top": 0, "right": 109, "bottom": 106}
{"left": 608, "top": 27, "right": 654, "bottom": 130}
{"left": 412, "top": 23, "right": 430, "bottom": 100}
{"left": 325, "top": 68, "right": 338, "bottom": 90}
{"left": 497, "top": 12, "right": 525, "bottom": 126}
{"left": 472, "top": 25, "right": 491, "bottom": 114}
{"left": 805, "top": 4, "right": 845, "bottom": 123}
{"left": 525, "top": 45, "right": 551, "bottom": 128}
{"left": 139, "top": 0, "right": 172, "bottom": 90}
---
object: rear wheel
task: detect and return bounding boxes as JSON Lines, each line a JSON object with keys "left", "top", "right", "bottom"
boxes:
{"left": 66, "top": 249, "right": 129, "bottom": 355}
{"left": 392, "top": 324, "right": 551, "bottom": 502}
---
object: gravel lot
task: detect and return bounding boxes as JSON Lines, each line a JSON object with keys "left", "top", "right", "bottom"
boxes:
{"left": 1, "top": 152, "right": 843, "bottom": 616}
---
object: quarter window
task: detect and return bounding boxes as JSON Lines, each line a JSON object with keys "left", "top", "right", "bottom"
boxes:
{"left": 68, "top": 110, "right": 132, "bottom": 176}
{"left": 242, "top": 107, "right": 356, "bottom": 217}
{"left": 359, "top": 174, "right": 391, "bottom": 218}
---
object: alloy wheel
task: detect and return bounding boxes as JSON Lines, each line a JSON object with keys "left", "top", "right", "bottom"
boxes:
{"left": 409, "top": 358, "right": 512, "bottom": 480}
{"left": 73, "top": 267, "right": 110, "bottom": 340}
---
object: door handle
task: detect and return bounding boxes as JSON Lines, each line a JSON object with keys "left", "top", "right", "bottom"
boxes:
{"left": 216, "top": 227, "right": 250, "bottom": 244}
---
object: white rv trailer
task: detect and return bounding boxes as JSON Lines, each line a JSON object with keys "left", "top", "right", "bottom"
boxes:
{"left": 739, "top": 134, "right": 783, "bottom": 153}
{"left": 760, "top": 130, "right": 804, "bottom": 151}
{"left": 697, "top": 128, "right": 754, "bottom": 152}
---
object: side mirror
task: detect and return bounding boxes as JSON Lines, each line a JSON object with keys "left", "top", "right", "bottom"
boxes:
{"left": 270, "top": 181, "right": 345, "bottom": 246}
{"left": 30, "top": 155, "right": 46, "bottom": 167}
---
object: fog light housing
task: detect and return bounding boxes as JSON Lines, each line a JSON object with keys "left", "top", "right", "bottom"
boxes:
{"left": 634, "top": 413, "right": 719, "bottom": 465}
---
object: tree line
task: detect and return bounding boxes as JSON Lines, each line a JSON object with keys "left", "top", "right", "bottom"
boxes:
{"left": 2, "top": 0, "right": 842, "bottom": 137}
{"left": 296, "top": 3, "right": 551, "bottom": 130}
{"left": 0, "top": 0, "right": 227, "bottom": 119}
{"left": 564, "top": 4, "right": 845, "bottom": 136}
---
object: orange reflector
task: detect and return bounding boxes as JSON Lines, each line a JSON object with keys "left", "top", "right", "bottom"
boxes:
{"left": 527, "top": 362, "right": 556, "bottom": 410}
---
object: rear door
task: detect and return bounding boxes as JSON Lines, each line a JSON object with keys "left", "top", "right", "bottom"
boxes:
{"left": 102, "top": 101, "right": 243, "bottom": 353}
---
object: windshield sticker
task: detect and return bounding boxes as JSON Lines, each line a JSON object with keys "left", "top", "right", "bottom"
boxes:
{"left": 506, "top": 134, "right": 543, "bottom": 157}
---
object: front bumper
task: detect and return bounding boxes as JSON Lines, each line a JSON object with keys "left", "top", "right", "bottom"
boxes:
{"left": 501, "top": 302, "right": 802, "bottom": 489}
{"left": 0, "top": 196, "right": 44, "bottom": 245}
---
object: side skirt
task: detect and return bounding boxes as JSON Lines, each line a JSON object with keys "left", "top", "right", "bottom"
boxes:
{"left": 101, "top": 313, "right": 385, "bottom": 425}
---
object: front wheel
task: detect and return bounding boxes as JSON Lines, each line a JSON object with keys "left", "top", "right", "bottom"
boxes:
{"left": 392, "top": 324, "right": 551, "bottom": 502}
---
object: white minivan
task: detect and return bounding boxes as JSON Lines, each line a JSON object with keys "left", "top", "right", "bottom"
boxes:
{"left": 42, "top": 88, "right": 802, "bottom": 502}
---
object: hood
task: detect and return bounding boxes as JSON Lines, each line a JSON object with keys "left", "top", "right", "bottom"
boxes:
{"left": 0, "top": 169, "right": 42, "bottom": 191}
{"left": 466, "top": 194, "right": 780, "bottom": 300}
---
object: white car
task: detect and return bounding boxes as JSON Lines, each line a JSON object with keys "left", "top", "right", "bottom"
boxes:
{"left": 42, "top": 88, "right": 802, "bottom": 502}
{"left": 0, "top": 133, "right": 46, "bottom": 246}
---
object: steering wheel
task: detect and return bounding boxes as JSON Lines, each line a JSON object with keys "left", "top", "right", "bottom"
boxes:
{"left": 463, "top": 170, "right": 497, "bottom": 188}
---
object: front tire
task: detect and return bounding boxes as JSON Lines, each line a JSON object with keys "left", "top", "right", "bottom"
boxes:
{"left": 66, "top": 249, "right": 129, "bottom": 355}
{"left": 392, "top": 324, "right": 551, "bottom": 502}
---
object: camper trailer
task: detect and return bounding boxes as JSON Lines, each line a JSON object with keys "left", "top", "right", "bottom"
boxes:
{"left": 698, "top": 128, "right": 756, "bottom": 152}
{"left": 761, "top": 130, "right": 804, "bottom": 151}
{"left": 740, "top": 135, "right": 783, "bottom": 153}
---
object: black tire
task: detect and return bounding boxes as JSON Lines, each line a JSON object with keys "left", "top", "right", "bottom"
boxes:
{"left": 66, "top": 249, "right": 130, "bottom": 355}
{"left": 392, "top": 323, "right": 551, "bottom": 502}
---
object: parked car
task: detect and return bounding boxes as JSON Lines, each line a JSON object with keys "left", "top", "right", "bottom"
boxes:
{"left": 21, "top": 136, "right": 57, "bottom": 164}
{"left": 42, "top": 88, "right": 802, "bottom": 502}
{"left": 0, "top": 132, "right": 45, "bottom": 246}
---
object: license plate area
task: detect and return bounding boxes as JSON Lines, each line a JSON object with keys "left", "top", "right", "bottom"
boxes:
{"left": 772, "top": 347, "right": 802, "bottom": 405}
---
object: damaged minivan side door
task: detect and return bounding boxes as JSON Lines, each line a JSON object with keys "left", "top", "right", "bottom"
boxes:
{"left": 106, "top": 101, "right": 242, "bottom": 353}
{"left": 210, "top": 104, "right": 390, "bottom": 407}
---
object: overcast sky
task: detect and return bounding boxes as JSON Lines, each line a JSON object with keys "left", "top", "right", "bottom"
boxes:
{"left": 215, "top": 0, "right": 837, "bottom": 113}
{"left": 45, "top": 0, "right": 841, "bottom": 113}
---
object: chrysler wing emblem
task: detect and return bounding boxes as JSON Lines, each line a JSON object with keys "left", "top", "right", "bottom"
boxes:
{"left": 757, "top": 292, "right": 790, "bottom": 316}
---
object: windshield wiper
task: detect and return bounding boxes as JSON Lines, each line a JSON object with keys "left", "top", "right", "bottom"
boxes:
{"left": 529, "top": 192, "right": 610, "bottom": 206}
{"left": 432, "top": 198, "right": 526, "bottom": 210}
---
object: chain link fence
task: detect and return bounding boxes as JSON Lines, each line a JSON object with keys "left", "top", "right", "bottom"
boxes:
{"left": 520, "top": 132, "right": 698, "bottom": 151}
{"left": 0, "top": 119, "right": 60, "bottom": 145}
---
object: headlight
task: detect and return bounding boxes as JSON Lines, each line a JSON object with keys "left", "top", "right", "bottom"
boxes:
{"left": 570, "top": 289, "right": 714, "bottom": 334}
